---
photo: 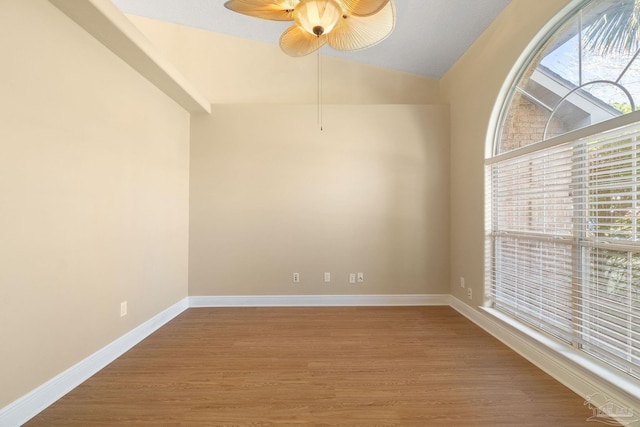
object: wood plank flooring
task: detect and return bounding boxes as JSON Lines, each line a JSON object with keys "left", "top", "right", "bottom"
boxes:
{"left": 25, "top": 306, "right": 608, "bottom": 426}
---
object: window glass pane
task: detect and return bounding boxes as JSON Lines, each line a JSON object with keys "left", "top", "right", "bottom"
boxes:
{"left": 497, "top": 0, "right": 640, "bottom": 155}
{"left": 490, "top": 0, "right": 640, "bottom": 382}
{"left": 492, "top": 236, "right": 574, "bottom": 342}
{"left": 488, "top": 118, "right": 640, "bottom": 380}
{"left": 581, "top": 248, "right": 640, "bottom": 372}
{"left": 539, "top": 23, "right": 580, "bottom": 88}
{"left": 586, "top": 135, "right": 638, "bottom": 241}
{"left": 617, "top": 58, "right": 640, "bottom": 110}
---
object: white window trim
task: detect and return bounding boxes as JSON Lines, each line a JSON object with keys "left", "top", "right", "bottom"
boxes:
{"left": 486, "top": 110, "right": 640, "bottom": 385}
{"left": 484, "top": 0, "right": 640, "bottom": 419}
{"left": 488, "top": 110, "right": 640, "bottom": 166}
{"left": 450, "top": 298, "right": 640, "bottom": 423}
{"left": 486, "top": 0, "right": 586, "bottom": 159}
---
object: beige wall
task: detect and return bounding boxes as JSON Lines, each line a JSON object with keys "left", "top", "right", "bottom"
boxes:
{"left": 126, "top": 15, "right": 443, "bottom": 105}
{"left": 189, "top": 104, "right": 450, "bottom": 296}
{"left": 440, "top": 0, "right": 577, "bottom": 305}
{"left": 4, "top": 0, "right": 569, "bottom": 411}
{"left": 0, "top": 0, "right": 190, "bottom": 407}
{"left": 128, "top": 15, "right": 450, "bottom": 297}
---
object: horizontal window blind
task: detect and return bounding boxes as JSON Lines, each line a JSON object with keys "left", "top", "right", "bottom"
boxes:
{"left": 487, "top": 120, "right": 640, "bottom": 380}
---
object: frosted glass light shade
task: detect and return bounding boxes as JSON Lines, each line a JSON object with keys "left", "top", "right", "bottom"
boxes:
{"left": 294, "top": 0, "right": 342, "bottom": 36}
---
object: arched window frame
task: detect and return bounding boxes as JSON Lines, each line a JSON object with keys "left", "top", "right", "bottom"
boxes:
{"left": 486, "top": 0, "right": 640, "bottom": 392}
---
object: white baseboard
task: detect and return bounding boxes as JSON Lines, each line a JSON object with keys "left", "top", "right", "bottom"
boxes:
{"left": 0, "top": 298, "right": 189, "bottom": 427}
{"left": 6, "top": 294, "right": 639, "bottom": 427}
{"left": 189, "top": 294, "right": 452, "bottom": 307}
{"left": 449, "top": 297, "right": 640, "bottom": 426}
{"left": 0, "top": 294, "right": 447, "bottom": 426}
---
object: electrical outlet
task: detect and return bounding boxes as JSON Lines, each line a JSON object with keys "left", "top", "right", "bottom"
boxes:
{"left": 349, "top": 273, "right": 356, "bottom": 284}
{"left": 460, "top": 277, "right": 465, "bottom": 288}
{"left": 324, "top": 272, "right": 331, "bottom": 283}
{"left": 293, "top": 272, "right": 300, "bottom": 283}
{"left": 467, "top": 288, "right": 472, "bottom": 300}
{"left": 120, "top": 301, "right": 127, "bottom": 317}
{"left": 357, "top": 272, "right": 364, "bottom": 283}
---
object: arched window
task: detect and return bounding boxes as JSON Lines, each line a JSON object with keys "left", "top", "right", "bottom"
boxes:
{"left": 487, "top": 0, "right": 640, "bottom": 381}
{"left": 497, "top": 0, "right": 640, "bottom": 154}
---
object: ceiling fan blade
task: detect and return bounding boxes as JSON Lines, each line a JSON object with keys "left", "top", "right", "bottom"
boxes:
{"left": 224, "top": 0, "right": 298, "bottom": 21}
{"left": 280, "top": 25, "right": 327, "bottom": 56}
{"left": 338, "top": 0, "right": 390, "bottom": 17}
{"left": 327, "top": 0, "right": 394, "bottom": 51}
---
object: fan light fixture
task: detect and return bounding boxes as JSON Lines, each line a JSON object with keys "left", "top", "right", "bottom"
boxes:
{"left": 224, "top": 0, "right": 396, "bottom": 57}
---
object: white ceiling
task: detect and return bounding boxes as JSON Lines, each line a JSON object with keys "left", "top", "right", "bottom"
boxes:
{"left": 111, "top": 0, "right": 512, "bottom": 78}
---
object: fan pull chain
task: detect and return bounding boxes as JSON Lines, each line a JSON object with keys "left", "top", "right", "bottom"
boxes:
{"left": 317, "top": 49, "right": 323, "bottom": 131}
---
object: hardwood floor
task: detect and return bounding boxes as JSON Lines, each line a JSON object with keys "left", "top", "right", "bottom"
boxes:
{"left": 25, "top": 306, "right": 608, "bottom": 426}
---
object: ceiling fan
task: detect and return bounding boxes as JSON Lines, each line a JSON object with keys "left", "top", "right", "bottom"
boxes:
{"left": 224, "top": 0, "right": 396, "bottom": 57}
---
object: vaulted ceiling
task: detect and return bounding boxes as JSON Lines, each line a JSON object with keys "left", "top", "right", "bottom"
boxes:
{"left": 111, "top": 0, "right": 512, "bottom": 78}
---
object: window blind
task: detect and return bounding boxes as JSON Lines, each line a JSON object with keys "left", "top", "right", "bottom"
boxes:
{"left": 487, "top": 120, "right": 640, "bottom": 380}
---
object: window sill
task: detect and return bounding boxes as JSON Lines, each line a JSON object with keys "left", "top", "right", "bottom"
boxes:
{"left": 451, "top": 298, "right": 640, "bottom": 421}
